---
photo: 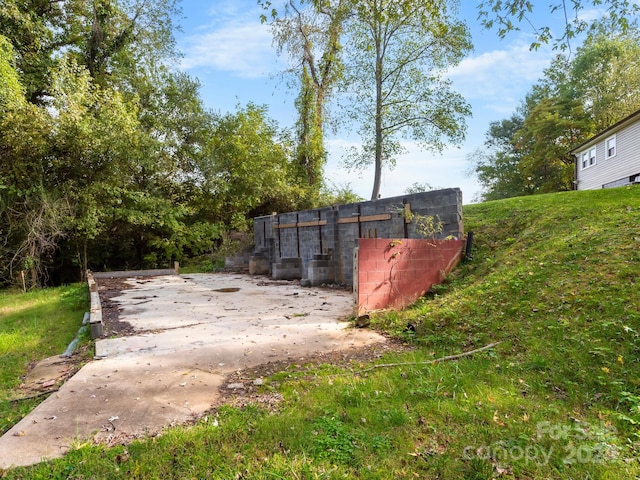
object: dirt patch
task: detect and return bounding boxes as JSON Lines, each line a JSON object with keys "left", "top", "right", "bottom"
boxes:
{"left": 97, "top": 277, "right": 138, "bottom": 337}
{"left": 11, "top": 347, "right": 91, "bottom": 402}
{"left": 213, "top": 338, "right": 412, "bottom": 410}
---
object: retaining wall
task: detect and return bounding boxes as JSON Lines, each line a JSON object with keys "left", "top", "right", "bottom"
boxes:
{"left": 252, "top": 188, "right": 464, "bottom": 286}
{"left": 354, "top": 238, "right": 465, "bottom": 315}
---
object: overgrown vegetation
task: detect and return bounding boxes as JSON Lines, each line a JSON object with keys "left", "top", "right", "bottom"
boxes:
{"left": 0, "top": 284, "right": 88, "bottom": 435}
{"left": 4, "top": 186, "right": 639, "bottom": 478}
{"left": 0, "top": 2, "right": 325, "bottom": 288}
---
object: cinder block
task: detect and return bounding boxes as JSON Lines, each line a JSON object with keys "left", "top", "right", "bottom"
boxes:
{"left": 308, "top": 259, "right": 336, "bottom": 286}
{"left": 272, "top": 257, "right": 302, "bottom": 280}
{"left": 249, "top": 255, "right": 270, "bottom": 275}
{"left": 90, "top": 321, "right": 103, "bottom": 339}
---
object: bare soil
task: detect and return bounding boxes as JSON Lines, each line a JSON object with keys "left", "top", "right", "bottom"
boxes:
{"left": 98, "top": 277, "right": 140, "bottom": 337}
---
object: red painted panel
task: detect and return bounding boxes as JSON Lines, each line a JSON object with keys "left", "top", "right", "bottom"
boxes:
{"left": 367, "top": 270, "right": 388, "bottom": 283}
{"left": 356, "top": 238, "right": 464, "bottom": 314}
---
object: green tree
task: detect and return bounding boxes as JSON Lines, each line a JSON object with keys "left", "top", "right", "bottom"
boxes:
{"left": 47, "top": 58, "right": 142, "bottom": 273}
{"left": 469, "top": 114, "right": 536, "bottom": 201}
{"left": 567, "top": 27, "right": 640, "bottom": 130}
{"left": 317, "top": 181, "right": 364, "bottom": 206}
{"left": 470, "top": 26, "right": 640, "bottom": 198}
{"left": 0, "top": 0, "right": 180, "bottom": 103}
{"left": 404, "top": 182, "right": 435, "bottom": 194}
{"left": 343, "top": 0, "right": 471, "bottom": 200}
{"left": 48, "top": 60, "right": 221, "bottom": 273}
{"left": 201, "top": 103, "right": 301, "bottom": 231}
{"left": 262, "top": 0, "right": 349, "bottom": 201}
{"left": 0, "top": 0, "right": 63, "bottom": 103}
{"left": 0, "top": 0, "right": 228, "bottom": 283}
{"left": 65, "top": 0, "right": 180, "bottom": 88}
{"left": 478, "top": 0, "right": 639, "bottom": 49}
{"left": 0, "top": 34, "right": 57, "bottom": 287}
{"left": 1, "top": 0, "right": 325, "bottom": 286}
{"left": 515, "top": 28, "right": 640, "bottom": 193}
{"left": 514, "top": 94, "right": 587, "bottom": 193}
{"left": 0, "top": 35, "right": 23, "bottom": 111}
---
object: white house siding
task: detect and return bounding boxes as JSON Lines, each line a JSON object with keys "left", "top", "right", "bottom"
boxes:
{"left": 576, "top": 118, "right": 640, "bottom": 190}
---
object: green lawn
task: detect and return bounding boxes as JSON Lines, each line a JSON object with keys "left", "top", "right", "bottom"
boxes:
{"left": 4, "top": 186, "right": 640, "bottom": 479}
{"left": 0, "top": 284, "right": 88, "bottom": 434}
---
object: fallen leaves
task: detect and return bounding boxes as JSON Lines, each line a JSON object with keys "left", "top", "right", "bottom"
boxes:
{"left": 492, "top": 410, "right": 505, "bottom": 427}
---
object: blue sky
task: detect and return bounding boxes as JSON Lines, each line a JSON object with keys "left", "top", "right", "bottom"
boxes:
{"left": 174, "top": 1, "right": 602, "bottom": 203}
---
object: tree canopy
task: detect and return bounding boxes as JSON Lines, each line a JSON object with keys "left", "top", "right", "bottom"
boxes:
{"left": 262, "top": 0, "right": 350, "bottom": 204}
{"left": 0, "top": 1, "right": 303, "bottom": 288}
{"left": 478, "top": 0, "right": 640, "bottom": 49}
{"left": 469, "top": 25, "right": 640, "bottom": 201}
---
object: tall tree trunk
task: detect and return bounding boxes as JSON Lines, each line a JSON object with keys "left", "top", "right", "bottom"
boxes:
{"left": 371, "top": 21, "right": 384, "bottom": 201}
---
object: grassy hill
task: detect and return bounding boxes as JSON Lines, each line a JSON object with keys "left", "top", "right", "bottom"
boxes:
{"left": 7, "top": 186, "right": 640, "bottom": 479}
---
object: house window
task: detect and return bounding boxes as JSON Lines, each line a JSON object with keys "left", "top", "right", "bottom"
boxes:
{"left": 580, "top": 147, "right": 596, "bottom": 170}
{"left": 606, "top": 135, "right": 616, "bottom": 158}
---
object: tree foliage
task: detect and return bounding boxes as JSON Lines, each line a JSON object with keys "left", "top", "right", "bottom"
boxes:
{"left": 343, "top": 0, "right": 471, "bottom": 200}
{"left": 0, "top": 1, "right": 300, "bottom": 288}
{"left": 468, "top": 114, "right": 533, "bottom": 201}
{"left": 262, "top": 0, "right": 350, "bottom": 201}
{"left": 202, "top": 103, "right": 302, "bottom": 231}
{"left": 469, "top": 26, "right": 640, "bottom": 201}
{"left": 566, "top": 24, "right": 640, "bottom": 130}
{"left": 265, "top": 0, "right": 471, "bottom": 201}
{"left": 0, "top": 36, "right": 23, "bottom": 111}
{"left": 478, "top": 0, "right": 640, "bottom": 49}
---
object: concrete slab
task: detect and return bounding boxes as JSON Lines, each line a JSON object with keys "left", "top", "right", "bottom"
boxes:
{"left": 0, "top": 274, "right": 385, "bottom": 469}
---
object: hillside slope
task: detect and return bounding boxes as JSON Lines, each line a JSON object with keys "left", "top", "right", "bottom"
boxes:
{"left": 407, "top": 185, "right": 640, "bottom": 396}
{"left": 9, "top": 186, "right": 640, "bottom": 479}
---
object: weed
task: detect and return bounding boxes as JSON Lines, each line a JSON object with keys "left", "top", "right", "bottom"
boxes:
{"left": 312, "top": 414, "right": 358, "bottom": 466}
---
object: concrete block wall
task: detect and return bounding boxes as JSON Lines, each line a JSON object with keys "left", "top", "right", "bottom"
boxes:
{"left": 253, "top": 188, "right": 463, "bottom": 286}
{"left": 272, "top": 257, "right": 302, "bottom": 280}
{"left": 308, "top": 254, "right": 336, "bottom": 286}
{"left": 355, "top": 238, "right": 465, "bottom": 314}
{"left": 252, "top": 216, "right": 276, "bottom": 274}
{"left": 253, "top": 216, "right": 273, "bottom": 252}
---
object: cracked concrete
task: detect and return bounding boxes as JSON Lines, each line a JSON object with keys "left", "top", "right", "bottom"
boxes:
{"left": 0, "top": 273, "right": 385, "bottom": 469}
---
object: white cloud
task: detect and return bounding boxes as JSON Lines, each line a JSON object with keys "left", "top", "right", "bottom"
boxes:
{"left": 179, "top": 21, "right": 278, "bottom": 77}
{"left": 447, "top": 39, "right": 554, "bottom": 114}
{"left": 178, "top": 1, "right": 283, "bottom": 78}
{"left": 576, "top": 8, "right": 606, "bottom": 23}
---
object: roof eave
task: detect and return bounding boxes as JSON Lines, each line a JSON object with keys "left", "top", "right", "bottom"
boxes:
{"left": 570, "top": 108, "right": 640, "bottom": 155}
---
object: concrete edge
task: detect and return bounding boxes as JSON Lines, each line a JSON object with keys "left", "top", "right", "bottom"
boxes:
{"left": 87, "top": 271, "right": 104, "bottom": 339}
{"left": 87, "top": 264, "right": 181, "bottom": 341}
{"left": 91, "top": 262, "right": 179, "bottom": 279}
